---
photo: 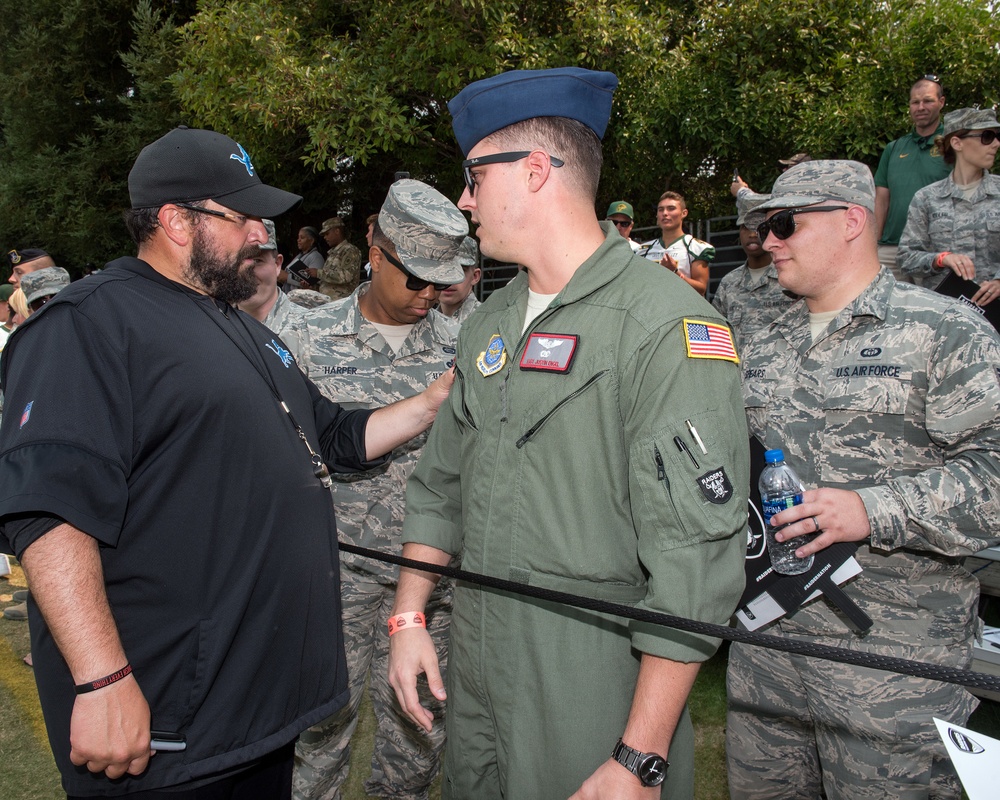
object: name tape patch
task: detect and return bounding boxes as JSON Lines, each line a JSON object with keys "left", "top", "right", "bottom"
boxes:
{"left": 520, "top": 333, "right": 579, "bottom": 373}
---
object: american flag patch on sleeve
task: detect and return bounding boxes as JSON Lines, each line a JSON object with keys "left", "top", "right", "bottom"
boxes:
{"left": 682, "top": 319, "right": 739, "bottom": 363}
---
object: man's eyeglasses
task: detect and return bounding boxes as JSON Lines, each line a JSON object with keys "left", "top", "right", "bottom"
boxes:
{"left": 756, "top": 206, "right": 849, "bottom": 242}
{"left": 609, "top": 219, "right": 632, "bottom": 228}
{"left": 462, "top": 151, "right": 565, "bottom": 196}
{"left": 958, "top": 130, "right": 1000, "bottom": 146}
{"left": 176, "top": 202, "right": 249, "bottom": 227}
{"left": 379, "top": 247, "right": 450, "bottom": 292}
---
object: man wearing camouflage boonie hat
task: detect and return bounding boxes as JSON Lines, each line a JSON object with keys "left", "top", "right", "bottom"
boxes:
{"left": 21, "top": 266, "right": 70, "bottom": 312}
{"left": 727, "top": 159, "right": 1000, "bottom": 799}
{"left": 712, "top": 192, "right": 792, "bottom": 351}
{"left": 291, "top": 178, "right": 465, "bottom": 800}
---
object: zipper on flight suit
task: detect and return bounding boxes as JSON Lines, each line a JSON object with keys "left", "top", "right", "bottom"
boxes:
{"left": 515, "top": 370, "right": 609, "bottom": 448}
{"left": 653, "top": 445, "right": 683, "bottom": 522}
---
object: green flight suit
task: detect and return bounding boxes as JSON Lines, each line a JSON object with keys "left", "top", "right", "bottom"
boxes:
{"left": 403, "top": 226, "right": 749, "bottom": 799}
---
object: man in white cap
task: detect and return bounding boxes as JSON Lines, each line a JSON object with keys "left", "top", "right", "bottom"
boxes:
{"left": 388, "top": 68, "right": 748, "bottom": 799}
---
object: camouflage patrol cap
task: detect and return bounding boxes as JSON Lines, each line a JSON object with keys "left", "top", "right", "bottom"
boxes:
{"left": 736, "top": 192, "right": 770, "bottom": 227}
{"left": 378, "top": 179, "right": 467, "bottom": 284}
{"left": 287, "top": 288, "right": 333, "bottom": 308}
{"left": 21, "top": 266, "right": 71, "bottom": 305}
{"left": 458, "top": 236, "right": 480, "bottom": 267}
{"left": 261, "top": 219, "right": 278, "bottom": 250}
{"left": 605, "top": 200, "right": 634, "bottom": 220}
{"left": 942, "top": 107, "right": 999, "bottom": 138}
{"left": 755, "top": 160, "right": 875, "bottom": 213}
{"left": 320, "top": 216, "right": 345, "bottom": 234}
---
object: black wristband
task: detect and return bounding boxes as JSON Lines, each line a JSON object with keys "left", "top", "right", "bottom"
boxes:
{"left": 75, "top": 664, "right": 132, "bottom": 695}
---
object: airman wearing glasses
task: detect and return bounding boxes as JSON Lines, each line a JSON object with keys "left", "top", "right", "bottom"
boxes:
{"left": 873, "top": 75, "right": 950, "bottom": 281}
{"left": 898, "top": 107, "right": 1000, "bottom": 305}
{"left": 289, "top": 178, "right": 465, "bottom": 800}
{"left": 389, "top": 67, "right": 748, "bottom": 800}
{"left": 605, "top": 200, "right": 641, "bottom": 252}
{"left": 729, "top": 159, "right": 1000, "bottom": 800}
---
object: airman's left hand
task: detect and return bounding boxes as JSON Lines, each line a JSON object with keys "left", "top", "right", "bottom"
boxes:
{"left": 769, "top": 487, "right": 871, "bottom": 560}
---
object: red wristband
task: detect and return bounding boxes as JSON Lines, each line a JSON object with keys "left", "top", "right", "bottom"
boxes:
{"left": 75, "top": 663, "right": 133, "bottom": 695}
{"left": 935, "top": 251, "right": 951, "bottom": 269}
{"left": 388, "top": 612, "right": 426, "bottom": 636}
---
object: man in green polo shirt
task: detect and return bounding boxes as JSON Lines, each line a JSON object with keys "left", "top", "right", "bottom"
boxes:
{"left": 874, "top": 75, "right": 951, "bottom": 281}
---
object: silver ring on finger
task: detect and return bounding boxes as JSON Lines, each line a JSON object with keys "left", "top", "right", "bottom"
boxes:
{"left": 811, "top": 515, "right": 820, "bottom": 533}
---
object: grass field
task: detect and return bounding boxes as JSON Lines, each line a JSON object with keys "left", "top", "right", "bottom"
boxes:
{"left": 3, "top": 564, "right": 999, "bottom": 799}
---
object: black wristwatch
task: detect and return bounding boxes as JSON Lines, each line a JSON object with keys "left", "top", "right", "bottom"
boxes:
{"left": 612, "top": 738, "right": 669, "bottom": 787}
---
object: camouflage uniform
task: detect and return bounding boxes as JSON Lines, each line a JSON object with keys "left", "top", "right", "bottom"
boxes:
{"left": 711, "top": 264, "right": 792, "bottom": 353}
{"left": 288, "top": 288, "right": 334, "bottom": 309}
{"left": 897, "top": 171, "right": 1000, "bottom": 289}
{"left": 447, "top": 292, "right": 480, "bottom": 324}
{"left": 263, "top": 289, "right": 305, "bottom": 341}
{"left": 319, "top": 239, "right": 362, "bottom": 300}
{"left": 293, "top": 178, "right": 467, "bottom": 800}
{"left": 730, "top": 268, "right": 1000, "bottom": 799}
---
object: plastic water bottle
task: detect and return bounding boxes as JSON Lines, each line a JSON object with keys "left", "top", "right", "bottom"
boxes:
{"left": 759, "top": 448, "right": 814, "bottom": 575}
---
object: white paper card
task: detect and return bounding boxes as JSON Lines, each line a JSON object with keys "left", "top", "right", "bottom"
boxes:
{"left": 934, "top": 717, "right": 1000, "bottom": 800}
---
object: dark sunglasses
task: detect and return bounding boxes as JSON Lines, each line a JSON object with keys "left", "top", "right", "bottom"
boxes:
{"left": 958, "top": 130, "right": 1000, "bottom": 146}
{"left": 379, "top": 247, "right": 450, "bottom": 292}
{"left": 756, "top": 206, "right": 850, "bottom": 242}
{"left": 462, "top": 151, "right": 565, "bottom": 196}
{"left": 918, "top": 73, "right": 942, "bottom": 86}
{"left": 609, "top": 219, "right": 632, "bottom": 228}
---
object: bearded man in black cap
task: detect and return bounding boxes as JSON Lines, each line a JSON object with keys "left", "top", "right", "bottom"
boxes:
{"left": 0, "top": 127, "right": 453, "bottom": 798}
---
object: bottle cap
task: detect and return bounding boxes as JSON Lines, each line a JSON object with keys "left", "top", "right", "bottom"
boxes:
{"left": 764, "top": 448, "right": 785, "bottom": 463}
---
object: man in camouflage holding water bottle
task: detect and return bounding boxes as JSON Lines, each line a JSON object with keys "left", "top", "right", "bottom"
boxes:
{"left": 728, "top": 159, "right": 1000, "bottom": 799}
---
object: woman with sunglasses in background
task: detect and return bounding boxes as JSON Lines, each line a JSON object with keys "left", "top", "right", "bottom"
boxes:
{"left": 897, "top": 107, "right": 1000, "bottom": 305}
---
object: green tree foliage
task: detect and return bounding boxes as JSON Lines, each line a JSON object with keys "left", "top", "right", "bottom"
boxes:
{"left": 655, "top": 0, "right": 1000, "bottom": 219}
{"left": 0, "top": 1, "right": 191, "bottom": 274}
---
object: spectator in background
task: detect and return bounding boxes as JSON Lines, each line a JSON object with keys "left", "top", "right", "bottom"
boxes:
{"left": 7, "top": 248, "right": 55, "bottom": 288}
{"left": 712, "top": 192, "right": 792, "bottom": 352}
{"left": 291, "top": 179, "right": 465, "bottom": 800}
{"left": 874, "top": 75, "right": 950, "bottom": 281}
{"left": 605, "top": 200, "right": 641, "bottom": 252}
{"left": 731, "top": 154, "right": 814, "bottom": 198}
{"left": 0, "top": 285, "right": 16, "bottom": 348}
{"left": 21, "top": 267, "right": 71, "bottom": 314}
{"left": 640, "top": 191, "right": 714, "bottom": 295}
{"left": 898, "top": 107, "right": 1000, "bottom": 303}
{"left": 281, "top": 226, "right": 324, "bottom": 292}
{"left": 8, "top": 288, "right": 29, "bottom": 327}
{"left": 362, "top": 212, "right": 379, "bottom": 281}
{"left": 238, "top": 220, "right": 305, "bottom": 338}
{"left": 438, "top": 237, "right": 482, "bottom": 322}
{"left": 319, "top": 216, "right": 362, "bottom": 299}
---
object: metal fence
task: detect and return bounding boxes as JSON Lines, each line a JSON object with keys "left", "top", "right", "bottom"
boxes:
{"left": 477, "top": 215, "right": 747, "bottom": 304}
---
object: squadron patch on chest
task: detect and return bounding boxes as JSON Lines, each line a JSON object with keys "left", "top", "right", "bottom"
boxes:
{"left": 477, "top": 333, "right": 507, "bottom": 377}
{"left": 519, "top": 333, "right": 579, "bottom": 373}
{"left": 696, "top": 467, "right": 733, "bottom": 504}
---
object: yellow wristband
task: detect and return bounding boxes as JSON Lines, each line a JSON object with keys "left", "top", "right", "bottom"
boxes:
{"left": 388, "top": 612, "right": 426, "bottom": 636}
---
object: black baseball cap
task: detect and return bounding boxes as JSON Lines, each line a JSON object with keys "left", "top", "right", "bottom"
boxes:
{"left": 128, "top": 127, "right": 302, "bottom": 217}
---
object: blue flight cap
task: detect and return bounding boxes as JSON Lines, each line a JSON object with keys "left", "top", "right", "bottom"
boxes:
{"left": 448, "top": 67, "right": 619, "bottom": 156}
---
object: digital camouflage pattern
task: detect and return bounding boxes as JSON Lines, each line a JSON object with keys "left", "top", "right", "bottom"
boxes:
{"left": 289, "top": 286, "right": 458, "bottom": 799}
{"left": 730, "top": 269, "right": 1000, "bottom": 798}
{"left": 447, "top": 292, "right": 481, "bottom": 324}
{"left": 755, "top": 159, "right": 876, "bottom": 213}
{"left": 293, "top": 569, "right": 452, "bottom": 800}
{"left": 318, "top": 239, "right": 362, "bottom": 300}
{"left": 288, "top": 288, "right": 333, "bottom": 309}
{"left": 941, "top": 106, "right": 999, "bottom": 137}
{"left": 262, "top": 290, "right": 305, "bottom": 347}
{"left": 20, "top": 266, "right": 70, "bottom": 305}
{"left": 712, "top": 264, "right": 793, "bottom": 353}
{"left": 378, "top": 179, "right": 466, "bottom": 285}
{"left": 897, "top": 172, "right": 1000, "bottom": 288}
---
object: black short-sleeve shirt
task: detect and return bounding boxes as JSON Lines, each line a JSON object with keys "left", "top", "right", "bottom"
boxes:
{"left": 0, "top": 257, "right": 377, "bottom": 795}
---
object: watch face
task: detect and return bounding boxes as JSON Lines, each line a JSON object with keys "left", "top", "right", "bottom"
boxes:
{"left": 638, "top": 755, "right": 668, "bottom": 787}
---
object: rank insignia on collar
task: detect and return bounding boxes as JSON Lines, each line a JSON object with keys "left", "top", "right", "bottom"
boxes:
{"left": 520, "top": 332, "right": 579, "bottom": 373}
{"left": 696, "top": 467, "right": 733, "bottom": 504}
{"left": 477, "top": 333, "right": 507, "bottom": 377}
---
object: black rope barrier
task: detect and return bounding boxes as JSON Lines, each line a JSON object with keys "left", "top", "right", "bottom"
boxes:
{"left": 339, "top": 541, "right": 1000, "bottom": 694}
